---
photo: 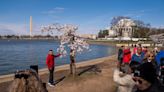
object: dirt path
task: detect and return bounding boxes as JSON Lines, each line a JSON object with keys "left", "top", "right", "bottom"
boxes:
{"left": 45, "top": 56, "right": 117, "bottom": 92}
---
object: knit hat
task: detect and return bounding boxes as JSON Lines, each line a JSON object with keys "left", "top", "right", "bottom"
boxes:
{"left": 138, "top": 62, "right": 157, "bottom": 83}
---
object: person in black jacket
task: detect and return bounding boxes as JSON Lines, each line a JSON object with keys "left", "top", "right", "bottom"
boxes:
{"left": 143, "top": 51, "right": 157, "bottom": 69}
{"left": 118, "top": 45, "right": 124, "bottom": 65}
{"left": 133, "top": 62, "right": 163, "bottom": 92}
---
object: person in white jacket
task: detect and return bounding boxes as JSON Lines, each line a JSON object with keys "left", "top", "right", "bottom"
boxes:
{"left": 113, "top": 62, "right": 138, "bottom": 92}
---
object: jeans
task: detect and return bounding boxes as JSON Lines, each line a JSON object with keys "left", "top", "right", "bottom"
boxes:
{"left": 49, "top": 67, "right": 54, "bottom": 84}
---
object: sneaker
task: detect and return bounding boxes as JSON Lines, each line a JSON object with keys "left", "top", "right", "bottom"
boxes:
{"left": 47, "top": 82, "right": 51, "bottom": 85}
{"left": 52, "top": 81, "right": 56, "bottom": 85}
{"left": 48, "top": 82, "right": 55, "bottom": 87}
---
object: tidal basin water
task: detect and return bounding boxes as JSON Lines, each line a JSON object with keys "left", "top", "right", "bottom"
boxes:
{"left": 0, "top": 40, "right": 116, "bottom": 75}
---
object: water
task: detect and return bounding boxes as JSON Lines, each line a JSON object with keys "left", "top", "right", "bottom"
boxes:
{"left": 0, "top": 40, "right": 116, "bottom": 75}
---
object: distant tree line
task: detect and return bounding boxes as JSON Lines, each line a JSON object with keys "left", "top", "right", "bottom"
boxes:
{"left": 0, "top": 35, "right": 59, "bottom": 39}
{"left": 149, "top": 28, "right": 164, "bottom": 35}
{"left": 132, "top": 21, "right": 164, "bottom": 38}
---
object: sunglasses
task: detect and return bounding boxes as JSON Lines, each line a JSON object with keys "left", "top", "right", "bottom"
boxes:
{"left": 148, "top": 55, "right": 154, "bottom": 58}
{"left": 132, "top": 78, "right": 143, "bottom": 84}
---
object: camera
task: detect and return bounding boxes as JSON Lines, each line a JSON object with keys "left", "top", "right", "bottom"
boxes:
{"left": 134, "top": 70, "right": 140, "bottom": 77}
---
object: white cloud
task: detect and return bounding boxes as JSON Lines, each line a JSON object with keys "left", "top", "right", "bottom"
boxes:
{"left": 42, "top": 7, "right": 65, "bottom": 15}
{"left": 54, "top": 7, "right": 65, "bottom": 10}
{"left": 124, "top": 10, "right": 151, "bottom": 18}
{"left": 41, "top": 7, "right": 66, "bottom": 20}
{"left": 76, "top": 14, "right": 112, "bottom": 34}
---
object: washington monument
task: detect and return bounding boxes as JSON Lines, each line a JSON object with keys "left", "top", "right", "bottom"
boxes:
{"left": 30, "top": 16, "right": 32, "bottom": 37}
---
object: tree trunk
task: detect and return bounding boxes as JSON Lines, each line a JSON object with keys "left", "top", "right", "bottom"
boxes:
{"left": 70, "top": 62, "right": 76, "bottom": 74}
{"left": 70, "top": 63, "right": 76, "bottom": 77}
{"left": 70, "top": 50, "right": 76, "bottom": 77}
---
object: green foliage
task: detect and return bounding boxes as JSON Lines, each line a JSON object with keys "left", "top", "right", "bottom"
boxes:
{"left": 98, "top": 29, "right": 109, "bottom": 38}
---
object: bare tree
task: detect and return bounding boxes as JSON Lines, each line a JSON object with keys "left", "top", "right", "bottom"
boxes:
{"left": 149, "top": 33, "right": 164, "bottom": 46}
{"left": 133, "top": 20, "right": 151, "bottom": 38}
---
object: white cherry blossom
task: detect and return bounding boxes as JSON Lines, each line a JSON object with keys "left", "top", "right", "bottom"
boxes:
{"left": 41, "top": 23, "right": 90, "bottom": 57}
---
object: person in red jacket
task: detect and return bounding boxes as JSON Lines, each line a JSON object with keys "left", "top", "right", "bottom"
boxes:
{"left": 121, "top": 47, "right": 132, "bottom": 73}
{"left": 123, "top": 46, "right": 131, "bottom": 64}
{"left": 46, "top": 50, "right": 61, "bottom": 86}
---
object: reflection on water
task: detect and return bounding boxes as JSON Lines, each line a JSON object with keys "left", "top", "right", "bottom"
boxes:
{"left": 0, "top": 40, "right": 116, "bottom": 75}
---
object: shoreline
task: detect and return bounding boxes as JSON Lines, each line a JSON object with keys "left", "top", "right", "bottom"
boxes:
{"left": 0, "top": 54, "right": 116, "bottom": 83}
{"left": 88, "top": 40, "right": 116, "bottom": 47}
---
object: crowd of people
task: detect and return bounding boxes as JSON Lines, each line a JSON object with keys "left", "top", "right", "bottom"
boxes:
{"left": 114, "top": 44, "right": 164, "bottom": 92}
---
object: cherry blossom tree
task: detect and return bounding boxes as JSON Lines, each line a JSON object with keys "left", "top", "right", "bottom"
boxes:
{"left": 41, "top": 23, "right": 89, "bottom": 76}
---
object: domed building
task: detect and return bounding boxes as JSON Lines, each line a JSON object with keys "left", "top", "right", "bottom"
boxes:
{"left": 108, "top": 18, "right": 136, "bottom": 40}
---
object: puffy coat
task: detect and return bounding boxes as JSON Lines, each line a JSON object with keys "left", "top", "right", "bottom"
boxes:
{"left": 113, "top": 69, "right": 135, "bottom": 92}
{"left": 123, "top": 49, "right": 131, "bottom": 64}
{"left": 46, "top": 54, "right": 60, "bottom": 69}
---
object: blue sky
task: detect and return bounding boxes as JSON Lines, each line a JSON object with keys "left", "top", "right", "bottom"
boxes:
{"left": 0, "top": 0, "right": 164, "bottom": 35}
